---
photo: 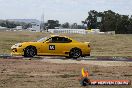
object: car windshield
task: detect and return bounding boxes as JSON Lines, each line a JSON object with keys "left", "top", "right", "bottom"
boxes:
{"left": 37, "top": 37, "right": 48, "bottom": 42}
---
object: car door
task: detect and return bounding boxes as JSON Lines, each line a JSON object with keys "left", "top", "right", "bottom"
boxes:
{"left": 48, "top": 37, "right": 72, "bottom": 55}
{"left": 39, "top": 38, "right": 51, "bottom": 55}
{"left": 41, "top": 37, "right": 72, "bottom": 55}
{"left": 47, "top": 37, "right": 63, "bottom": 55}
{"left": 40, "top": 37, "right": 62, "bottom": 55}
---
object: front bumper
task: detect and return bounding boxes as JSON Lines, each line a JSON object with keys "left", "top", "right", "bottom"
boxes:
{"left": 11, "top": 52, "right": 24, "bottom": 56}
{"left": 11, "top": 48, "right": 24, "bottom": 56}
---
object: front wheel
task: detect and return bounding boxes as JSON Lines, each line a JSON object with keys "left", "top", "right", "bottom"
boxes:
{"left": 69, "top": 48, "right": 82, "bottom": 59}
{"left": 24, "top": 46, "right": 36, "bottom": 57}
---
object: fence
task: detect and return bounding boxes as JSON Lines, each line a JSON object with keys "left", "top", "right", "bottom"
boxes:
{"left": 48, "top": 29, "right": 86, "bottom": 34}
{"left": 47, "top": 29, "right": 113, "bottom": 35}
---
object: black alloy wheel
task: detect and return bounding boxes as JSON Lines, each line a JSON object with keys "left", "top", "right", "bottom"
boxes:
{"left": 24, "top": 46, "right": 36, "bottom": 57}
{"left": 69, "top": 48, "right": 82, "bottom": 59}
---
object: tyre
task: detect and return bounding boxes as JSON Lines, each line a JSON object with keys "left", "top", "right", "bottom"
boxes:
{"left": 69, "top": 48, "right": 82, "bottom": 59}
{"left": 87, "top": 54, "right": 90, "bottom": 56}
{"left": 65, "top": 56, "right": 71, "bottom": 59}
{"left": 82, "top": 54, "right": 90, "bottom": 57}
{"left": 24, "top": 46, "right": 37, "bottom": 57}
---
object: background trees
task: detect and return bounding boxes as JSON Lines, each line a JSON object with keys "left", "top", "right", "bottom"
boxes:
{"left": 44, "top": 20, "right": 60, "bottom": 29}
{"left": 61, "top": 22, "right": 70, "bottom": 28}
{"left": 0, "top": 20, "right": 32, "bottom": 29}
{"left": 83, "top": 10, "right": 132, "bottom": 34}
{"left": 0, "top": 10, "right": 132, "bottom": 34}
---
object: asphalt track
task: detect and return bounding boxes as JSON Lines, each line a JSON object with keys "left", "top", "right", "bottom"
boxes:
{"left": 0, "top": 54, "right": 132, "bottom": 62}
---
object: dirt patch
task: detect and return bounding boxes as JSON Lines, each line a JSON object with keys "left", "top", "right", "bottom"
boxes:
{"left": 0, "top": 59, "right": 132, "bottom": 88}
{"left": 41, "top": 57, "right": 132, "bottom": 66}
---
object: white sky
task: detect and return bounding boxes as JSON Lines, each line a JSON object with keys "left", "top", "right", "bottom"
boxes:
{"left": 0, "top": 0, "right": 132, "bottom": 24}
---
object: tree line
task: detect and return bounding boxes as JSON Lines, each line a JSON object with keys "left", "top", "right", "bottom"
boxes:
{"left": 0, "top": 10, "right": 132, "bottom": 34}
{"left": 0, "top": 20, "right": 32, "bottom": 29}
{"left": 82, "top": 10, "right": 132, "bottom": 34}
{"left": 44, "top": 10, "right": 132, "bottom": 34}
{"left": 43, "top": 20, "right": 85, "bottom": 29}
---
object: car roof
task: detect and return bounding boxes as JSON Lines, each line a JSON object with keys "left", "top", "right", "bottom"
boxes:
{"left": 50, "top": 35, "right": 68, "bottom": 38}
{"left": 50, "top": 35, "right": 78, "bottom": 42}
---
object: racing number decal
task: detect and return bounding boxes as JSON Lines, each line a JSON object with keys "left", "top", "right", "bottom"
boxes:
{"left": 49, "top": 45, "right": 55, "bottom": 50}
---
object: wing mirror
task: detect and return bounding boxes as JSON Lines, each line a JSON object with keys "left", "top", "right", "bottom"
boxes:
{"left": 45, "top": 41, "right": 50, "bottom": 43}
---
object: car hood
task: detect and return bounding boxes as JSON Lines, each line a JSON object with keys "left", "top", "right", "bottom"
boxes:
{"left": 11, "top": 43, "right": 22, "bottom": 49}
{"left": 11, "top": 42, "right": 40, "bottom": 49}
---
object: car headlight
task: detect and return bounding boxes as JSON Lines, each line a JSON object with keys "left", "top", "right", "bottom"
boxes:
{"left": 12, "top": 43, "right": 22, "bottom": 48}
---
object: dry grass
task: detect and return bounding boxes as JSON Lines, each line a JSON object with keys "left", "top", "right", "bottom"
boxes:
{"left": 0, "top": 30, "right": 132, "bottom": 56}
{"left": 0, "top": 31, "right": 132, "bottom": 88}
{"left": 0, "top": 31, "right": 50, "bottom": 54}
{"left": 68, "top": 34, "right": 132, "bottom": 56}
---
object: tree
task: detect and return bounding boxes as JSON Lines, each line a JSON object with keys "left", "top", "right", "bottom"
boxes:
{"left": 115, "top": 15, "right": 130, "bottom": 34}
{"left": 45, "top": 20, "right": 60, "bottom": 29}
{"left": 83, "top": 10, "right": 99, "bottom": 30}
{"left": 61, "top": 22, "right": 70, "bottom": 28}
{"left": 83, "top": 10, "right": 132, "bottom": 34}
{"left": 101, "top": 10, "right": 117, "bottom": 32}
{"left": 70, "top": 23, "right": 78, "bottom": 29}
{"left": 0, "top": 20, "right": 32, "bottom": 29}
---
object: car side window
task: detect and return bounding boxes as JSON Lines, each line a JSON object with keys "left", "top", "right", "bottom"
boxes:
{"left": 61, "top": 37, "right": 72, "bottom": 43}
{"left": 49, "top": 37, "right": 72, "bottom": 43}
{"left": 48, "top": 37, "right": 58, "bottom": 43}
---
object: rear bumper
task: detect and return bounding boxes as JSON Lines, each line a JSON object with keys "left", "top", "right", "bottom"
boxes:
{"left": 82, "top": 54, "right": 90, "bottom": 56}
{"left": 82, "top": 47, "right": 91, "bottom": 56}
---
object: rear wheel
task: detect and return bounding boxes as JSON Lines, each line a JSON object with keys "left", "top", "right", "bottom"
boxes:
{"left": 87, "top": 54, "right": 90, "bottom": 56}
{"left": 24, "top": 46, "right": 37, "bottom": 57}
{"left": 82, "top": 54, "right": 90, "bottom": 57}
{"left": 65, "top": 56, "right": 71, "bottom": 59}
{"left": 69, "top": 48, "right": 82, "bottom": 59}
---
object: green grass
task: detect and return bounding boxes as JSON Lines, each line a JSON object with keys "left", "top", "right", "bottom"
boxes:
{"left": 0, "top": 30, "right": 132, "bottom": 56}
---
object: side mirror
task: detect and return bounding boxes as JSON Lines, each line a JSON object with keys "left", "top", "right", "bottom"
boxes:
{"left": 45, "top": 41, "right": 50, "bottom": 43}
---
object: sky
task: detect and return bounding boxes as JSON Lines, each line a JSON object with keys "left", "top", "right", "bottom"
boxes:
{"left": 0, "top": 0, "right": 132, "bottom": 24}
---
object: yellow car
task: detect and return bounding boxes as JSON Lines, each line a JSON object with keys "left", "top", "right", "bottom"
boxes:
{"left": 11, "top": 35, "right": 91, "bottom": 59}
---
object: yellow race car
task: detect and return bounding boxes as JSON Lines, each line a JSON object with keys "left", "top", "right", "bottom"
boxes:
{"left": 11, "top": 35, "right": 91, "bottom": 59}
